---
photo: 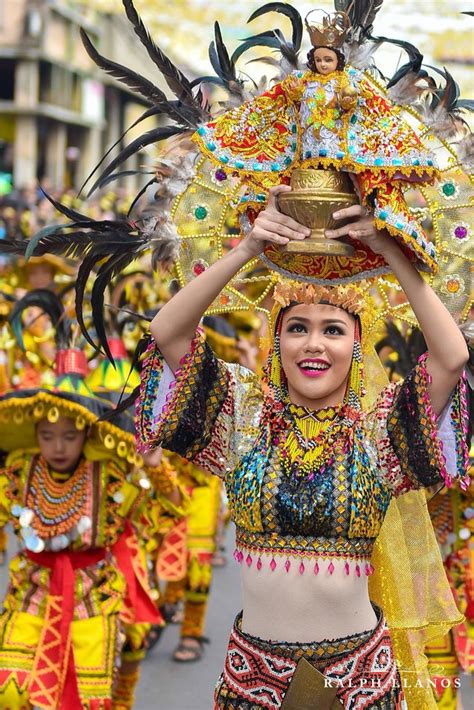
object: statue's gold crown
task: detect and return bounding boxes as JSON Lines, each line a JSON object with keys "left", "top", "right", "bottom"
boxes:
{"left": 304, "top": 10, "right": 350, "bottom": 49}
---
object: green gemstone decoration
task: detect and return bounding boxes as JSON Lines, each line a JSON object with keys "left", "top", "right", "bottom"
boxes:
{"left": 194, "top": 205, "right": 208, "bottom": 220}
{"left": 442, "top": 182, "right": 456, "bottom": 197}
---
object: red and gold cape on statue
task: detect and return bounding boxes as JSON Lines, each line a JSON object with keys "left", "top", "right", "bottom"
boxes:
{"left": 194, "top": 66, "right": 439, "bottom": 283}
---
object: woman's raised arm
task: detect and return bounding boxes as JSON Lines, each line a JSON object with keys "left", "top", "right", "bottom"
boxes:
{"left": 327, "top": 206, "right": 469, "bottom": 415}
{"left": 150, "top": 185, "right": 309, "bottom": 370}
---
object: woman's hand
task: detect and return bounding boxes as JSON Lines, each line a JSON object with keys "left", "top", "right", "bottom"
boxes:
{"left": 239, "top": 185, "right": 310, "bottom": 258}
{"left": 325, "top": 205, "right": 393, "bottom": 256}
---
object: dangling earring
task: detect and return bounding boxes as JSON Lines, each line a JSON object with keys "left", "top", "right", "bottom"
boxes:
{"left": 345, "top": 318, "right": 365, "bottom": 410}
{"left": 266, "top": 313, "right": 288, "bottom": 402}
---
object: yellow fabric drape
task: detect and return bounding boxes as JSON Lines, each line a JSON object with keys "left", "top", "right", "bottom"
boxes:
{"left": 363, "top": 344, "right": 463, "bottom": 708}
{"left": 370, "top": 492, "right": 463, "bottom": 708}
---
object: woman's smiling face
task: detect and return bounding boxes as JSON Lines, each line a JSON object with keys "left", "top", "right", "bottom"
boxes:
{"left": 279, "top": 303, "right": 355, "bottom": 409}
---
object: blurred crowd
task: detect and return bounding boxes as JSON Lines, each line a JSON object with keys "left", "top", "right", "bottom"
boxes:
{"left": 0, "top": 180, "right": 134, "bottom": 243}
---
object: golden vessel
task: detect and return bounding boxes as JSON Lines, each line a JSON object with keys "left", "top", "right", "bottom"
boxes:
{"left": 278, "top": 168, "right": 358, "bottom": 256}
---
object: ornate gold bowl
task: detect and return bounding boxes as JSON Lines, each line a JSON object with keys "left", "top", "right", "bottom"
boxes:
{"left": 278, "top": 168, "right": 358, "bottom": 256}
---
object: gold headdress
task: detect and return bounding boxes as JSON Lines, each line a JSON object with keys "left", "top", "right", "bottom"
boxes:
{"left": 0, "top": 289, "right": 138, "bottom": 464}
{"left": 304, "top": 10, "right": 350, "bottom": 49}
{"left": 272, "top": 280, "right": 376, "bottom": 326}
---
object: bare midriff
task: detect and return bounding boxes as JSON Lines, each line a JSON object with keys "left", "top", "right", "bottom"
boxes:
{"left": 240, "top": 552, "right": 377, "bottom": 643}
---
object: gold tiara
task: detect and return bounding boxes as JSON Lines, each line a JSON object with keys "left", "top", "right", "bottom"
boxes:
{"left": 304, "top": 10, "right": 350, "bottom": 50}
{"left": 270, "top": 280, "right": 380, "bottom": 338}
{"left": 273, "top": 281, "right": 366, "bottom": 315}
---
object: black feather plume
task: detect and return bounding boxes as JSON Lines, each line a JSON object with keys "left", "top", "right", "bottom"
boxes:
{"left": 248, "top": 3, "right": 303, "bottom": 50}
{"left": 86, "top": 125, "right": 186, "bottom": 196}
{"left": 210, "top": 23, "right": 233, "bottom": 82}
{"left": 0, "top": 238, "right": 30, "bottom": 256}
{"left": 335, "top": 0, "right": 384, "bottom": 38}
{"left": 9, "top": 289, "right": 71, "bottom": 352}
{"left": 97, "top": 169, "right": 156, "bottom": 190}
{"left": 99, "top": 334, "right": 152, "bottom": 421}
{"left": 81, "top": 29, "right": 165, "bottom": 107}
{"left": 126, "top": 177, "right": 157, "bottom": 217}
{"left": 232, "top": 30, "right": 282, "bottom": 64}
{"left": 370, "top": 35, "right": 423, "bottom": 89}
{"left": 91, "top": 251, "right": 140, "bottom": 362}
{"left": 236, "top": 3, "right": 303, "bottom": 72}
{"left": 122, "top": 0, "right": 203, "bottom": 114}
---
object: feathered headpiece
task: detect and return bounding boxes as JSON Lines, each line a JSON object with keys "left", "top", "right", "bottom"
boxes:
{"left": 1, "top": 289, "right": 137, "bottom": 461}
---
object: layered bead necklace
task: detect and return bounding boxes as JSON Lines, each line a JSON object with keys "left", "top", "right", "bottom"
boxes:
{"left": 279, "top": 404, "right": 354, "bottom": 478}
{"left": 12, "top": 455, "right": 92, "bottom": 552}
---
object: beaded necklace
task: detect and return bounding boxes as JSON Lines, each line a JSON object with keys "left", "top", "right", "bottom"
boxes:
{"left": 25, "top": 455, "right": 89, "bottom": 539}
{"left": 279, "top": 404, "right": 354, "bottom": 478}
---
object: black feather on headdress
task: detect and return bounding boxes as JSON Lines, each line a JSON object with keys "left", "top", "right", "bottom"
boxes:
{"left": 364, "top": 34, "right": 432, "bottom": 105}
{"left": 9, "top": 289, "right": 72, "bottom": 352}
{"left": 78, "top": 0, "right": 265, "bottom": 198}
{"left": 207, "top": 22, "right": 254, "bottom": 100}
{"left": 375, "top": 37, "right": 425, "bottom": 89}
{"left": 80, "top": 28, "right": 171, "bottom": 110}
{"left": 234, "top": 2, "right": 303, "bottom": 74}
{"left": 335, "top": 0, "right": 384, "bottom": 42}
{"left": 416, "top": 65, "right": 474, "bottom": 137}
{"left": 122, "top": 0, "right": 203, "bottom": 110}
{"left": 98, "top": 332, "right": 153, "bottom": 422}
{"left": 75, "top": 1, "right": 212, "bottom": 196}
{"left": 86, "top": 126, "right": 184, "bottom": 197}
{"left": 425, "top": 65, "right": 474, "bottom": 113}
{"left": 0, "top": 193, "right": 158, "bottom": 361}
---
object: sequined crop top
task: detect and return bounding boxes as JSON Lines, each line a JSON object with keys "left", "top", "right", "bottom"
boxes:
{"left": 136, "top": 334, "right": 467, "bottom": 574}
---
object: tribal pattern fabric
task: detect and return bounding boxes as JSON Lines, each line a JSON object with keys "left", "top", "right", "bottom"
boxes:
{"left": 0, "top": 453, "right": 169, "bottom": 709}
{"left": 215, "top": 609, "right": 405, "bottom": 709}
{"left": 222, "top": 630, "right": 295, "bottom": 708}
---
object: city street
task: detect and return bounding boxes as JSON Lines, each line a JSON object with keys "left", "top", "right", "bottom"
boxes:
{"left": 135, "top": 529, "right": 240, "bottom": 710}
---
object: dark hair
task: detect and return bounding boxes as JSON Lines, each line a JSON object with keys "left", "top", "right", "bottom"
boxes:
{"left": 306, "top": 46, "right": 345, "bottom": 72}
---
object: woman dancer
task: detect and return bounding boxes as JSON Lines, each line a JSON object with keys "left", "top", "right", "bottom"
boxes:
{"left": 136, "top": 191, "right": 469, "bottom": 709}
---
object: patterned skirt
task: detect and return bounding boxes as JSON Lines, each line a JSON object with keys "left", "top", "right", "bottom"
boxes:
{"left": 214, "top": 606, "right": 406, "bottom": 709}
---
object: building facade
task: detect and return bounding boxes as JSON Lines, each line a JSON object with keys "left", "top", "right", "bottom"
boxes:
{"left": 0, "top": 0, "right": 175, "bottom": 192}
